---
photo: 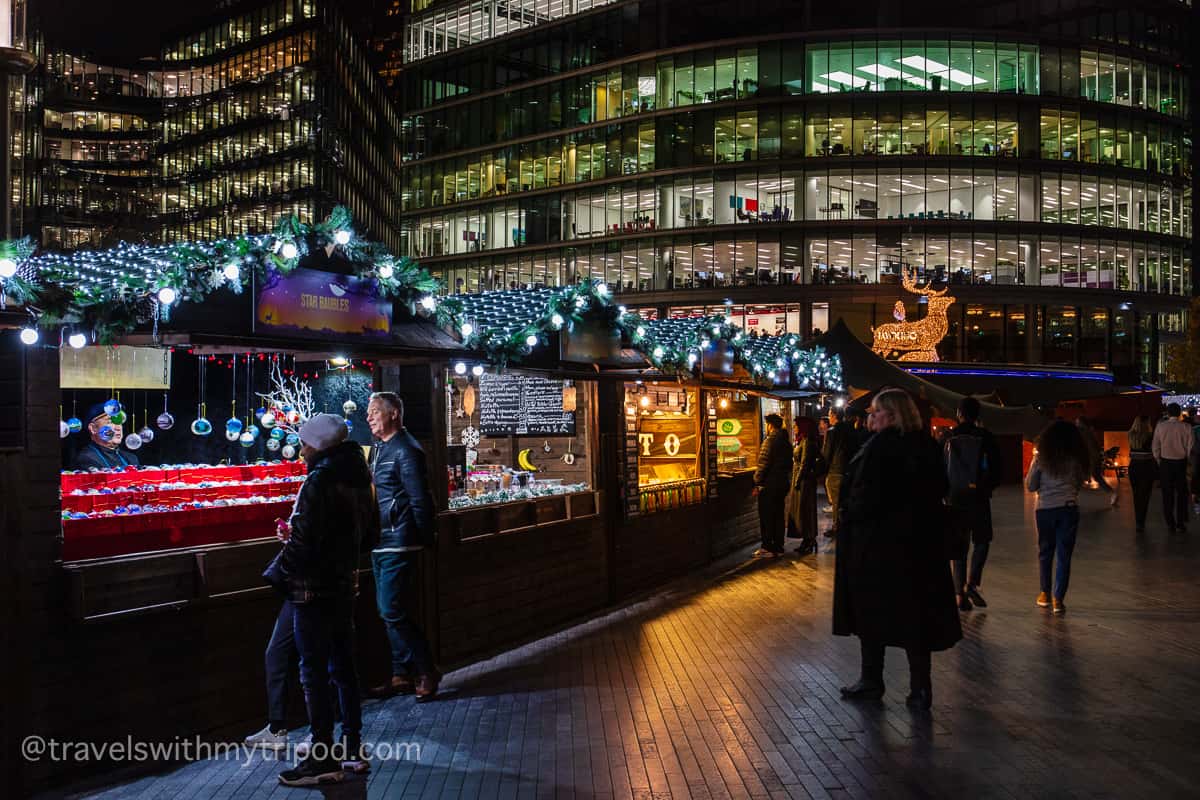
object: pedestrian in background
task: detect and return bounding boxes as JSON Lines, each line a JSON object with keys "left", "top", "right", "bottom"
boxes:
{"left": 942, "top": 397, "right": 1001, "bottom": 611}
{"left": 834, "top": 389, "right": 961, "bottom": 711}
{"left": 822, "top": 407, "right": 854, "bottom": 549}
{"left": 1152, "top": 402, "right": 1193, "bottom": 534}
{"left": 1076, "top": 417, "right": 1116, "bottom": 507}
{"left": 753, "top": 413, "right": 793, "bottom": 557}
{"left": 1026, "top": 420, "right": 1089, "bottom": 615}
{"left": 786, "top": 416, "right": 822, "bottom": 555}
{"left": 1127, "top": 415, "right": 1155, "bottom": 534}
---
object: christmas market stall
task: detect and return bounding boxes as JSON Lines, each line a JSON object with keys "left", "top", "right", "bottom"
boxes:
{"left": 0, "top": 208, "right": 457, "bottom": 790}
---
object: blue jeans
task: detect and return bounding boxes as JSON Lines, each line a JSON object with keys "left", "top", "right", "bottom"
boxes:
{"left": 265, "top": 601, "right": 298, "bottom": 730}
{"left": 292, "top": 595, "right": 362, "bottom": 746}
{"left": 372, "top": 551, "right": 435, "bottom": 677}
{"left": 1036, "top": 506, "right": 1079, "bottom": 601}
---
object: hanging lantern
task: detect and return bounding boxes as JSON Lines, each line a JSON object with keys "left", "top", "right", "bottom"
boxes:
{"left": 562, "top": 382, "right": 577, "bottom": 412}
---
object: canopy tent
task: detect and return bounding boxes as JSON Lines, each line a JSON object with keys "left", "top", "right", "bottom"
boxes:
{"left": 807, "top": 319, "right": 1050, "bottom": 440}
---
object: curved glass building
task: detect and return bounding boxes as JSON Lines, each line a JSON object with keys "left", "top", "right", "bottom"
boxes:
{"left": 392, "top": 0, "right": 1192, "bottom": 378}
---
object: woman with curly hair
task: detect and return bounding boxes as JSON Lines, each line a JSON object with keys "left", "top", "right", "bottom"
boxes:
{"left": 1026, "top": 420, "right": 1091, "bottom": 614}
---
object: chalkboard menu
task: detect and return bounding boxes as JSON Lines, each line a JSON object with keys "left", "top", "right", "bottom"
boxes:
{"left": 479, "top": 373, "right": 576, "bottom": 435}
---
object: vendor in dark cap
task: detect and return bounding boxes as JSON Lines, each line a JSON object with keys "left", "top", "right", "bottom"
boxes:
{"left": 73, "top": 402, "right": 139, "bottom": 470}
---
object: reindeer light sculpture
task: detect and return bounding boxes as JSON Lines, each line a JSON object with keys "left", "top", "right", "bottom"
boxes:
{"left": 871, "top": 268, "right": 956, "bottom": 362}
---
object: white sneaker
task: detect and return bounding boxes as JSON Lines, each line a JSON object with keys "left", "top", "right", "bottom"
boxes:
{"left": 822, "top": 505, "right": 834, "bottom": 514}
{"left": 294, "top": 733, "right": 313, "bottom": 759}
{"left": 244, "top": 724, "right": 289, "bottom": 752}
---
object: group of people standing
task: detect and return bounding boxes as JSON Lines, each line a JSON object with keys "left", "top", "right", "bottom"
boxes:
{"left": 244, "top": 392, "right": 441, "bottom": 787}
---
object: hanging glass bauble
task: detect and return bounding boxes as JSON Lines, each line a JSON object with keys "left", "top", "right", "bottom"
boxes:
{"left": 281, "top": 444, "right": 297, "bottom": 459}
{"left": 248, "top": 425, "right": 261, "bottom": 439}
{"left": 67, "top": 417, "right": 83, "bottom": 434}
{"left": 266, "top": 437, "right": 281, "bottom": 452}
{"left": 342, "top": 400, "right": 358, "bottom": 415}
{"left": 156, "top": 412, "right": 175, "bottom": 430}
{"left": 225, "top": 417, "right": 243, "bottom": 434}
{"left": 108, "top": 409, "right": 127, "bottom": 426}
{"left": 138, "top": 426, "right": 155, "bottom": 443}
{"left": 103, "top": 399, "right": 121, "bottom": 417}
{"left": 256, "top": 407, "right": 267, "bottom": 420}
{"left": 260, "top": 411, "right": 277, "bottom": 429}
{"left": 225, "top": 428, "right": 241, "bottom": 442}
{"left": 285, "top": 432, "right": 300, "bottom": 447}
{"left": 344, "top": 419, "right": 354, "bottom": 432}
{"left": 98, "top": 425, "right": 117, "bottom": 442}
{"left": 239, "top": 431, "right": 255, "bottom": 447}
{"left": 60, "top": 420, "right": 70, "bottom": 438}
{"left": 191, "top": 417, "right": 213, "bottom": 436}
{"left": 286, "top": 410, "right": 301, "bottom": 425}
{"left": 281, "top": 404, "right": 293, "bottom": 413}
{"left": 270, "top": 427, "right": 286, "bottom": 441}
{"left": 124, "top": 433, "right": 143, "bottom": 451}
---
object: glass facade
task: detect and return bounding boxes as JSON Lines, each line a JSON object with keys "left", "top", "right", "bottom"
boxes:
{"left": 395, "top": 5, "right": 1192, "bottom": 379}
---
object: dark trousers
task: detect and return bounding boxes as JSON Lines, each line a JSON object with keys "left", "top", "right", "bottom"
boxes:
{"left": 293, "top": 595, "right": 362, "bottom": 746}
{"left": 825, "top": 473, "right": 844, "bottom": 537}
{"left": 1091, "top": 463, "right": 1113, "bottom": 492}
{"left": 1036, "top": 506, "right": 1079, "bottom": 601}
{"left": 372, "top": 550, "right": 436, "bottom": 677}
{"left": 860, "top": 638, "right": 932, "bottom": 693}
{"left": 1128, "top": 458, "right": 1156, "bottom": 530}
{"left": 757, "top": 488, "right": 787, "bottom": 553}
{"left": 1159, "top": 458, "right": 1189, "bottom": 530}
{"left": 265, "top": 601, "right": 298, "bottom": 730}
{"left": 948, "top": 501, "right": 993, "bottom": 591}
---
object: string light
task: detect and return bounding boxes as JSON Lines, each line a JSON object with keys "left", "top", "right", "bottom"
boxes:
{"left": 280, "top": 242, "right": 299, "bottom": 259}
{"left": 871, "top": 267, "right": 956, "bottom": 362}
{"left": 68, "top": 332, "right": 86, "bottom": 349}
{"left": 419, "top": 295, "right": 436, "bottom": 311}
{"left": 0, "top": 258, "right": 16, "bottom": 278}
{"left": 453, "top": 362, "right": 467, "bottom": 375}
{"left": 157, "top": 286, "right": 177, "bottom": 305}
{"left": 19, "top": 327, "right": 38, "bottom": 345}
{"left": 222, "top": 262, "right": 241, "bottom": 282}
{"left": 333, "top": 230, "right": 351, "bottom": 245}
{"left": 471, "top": 364, "right": 484, "bottom": 377}
{"left": 525, "top": 334, "right": 539, "bottom": 347}
{"left": 377, "top": 262, "right": 394, "bottom": 279}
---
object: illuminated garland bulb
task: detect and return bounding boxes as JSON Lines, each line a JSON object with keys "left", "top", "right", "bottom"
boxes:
{"left": 333, "top": 229, "right": 351, "bottom": 245}
{"left": 222, "top": 262, "right": 240, "bottom": 282}
{"left": 639, "top": 395, "right": 651, "bottom": 407}
{"left": 617, "top": 305, "right": 626, "bottom": 315}
{"left": 712, "top": 325, "right": 721, "bottom": 335}
{"left": 595, "top": 282, "right": 609, "bottom": 296}
{"left": 550, "top": 313, "right": 564, "bottom": 328}
{"left": 525, "top": 334, "right": 538, "bottom": 347}
{"left": 574, "top": 297, "right": 586, "bottom": 309}
{"left": 471, "top": 364, "right": 484, "bottom": 377}
{"left": 460, "top": 322, "right": 474, "bottom": 337}
{"left": 157, "top": 286, "right": 177, "bottom": 305}
{"left": 835, "top": 397, "right": 846, "bottom": 408}
{"left": 652, "top": 346, "right": 664, "bottom": 359}
{"left": 635, "top": 325, "right": 645, "bottom": 337}
{"left": 453, "top": 361, "right": 467, "bottom": 375}
{"left": 792, "top": 350, "right": 801, "bottom": 359}
{"left": 768, "top": 371, "right": 776, "bottom": 380}
{"left": 419, "top": 295, "right": 436, "bottom": 312}
{"left": 687, "top": 353, "right": 698, "bottom": 366}
{"left": 280, "top": 242, "right": 299, "bottom": 259}
{"left": 377, "top": 262, "right": 394, "bottom": 279}
{"left": 0, "top": 258, "right": 16, "bottom": 278}
{"left": 19, "top": 327, "right": 38, "bottom": 345}
{"left": 68, "top": 332, "right": 87, "bottom": 349}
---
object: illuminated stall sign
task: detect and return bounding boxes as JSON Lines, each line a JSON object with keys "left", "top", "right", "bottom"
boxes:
{"left": 255, "top": 268, "right": 392, "bottom": 339}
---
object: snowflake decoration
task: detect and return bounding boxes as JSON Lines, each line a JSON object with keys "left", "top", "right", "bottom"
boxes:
{"left": 461, "top": 425, "right": 481, "bottom": 449}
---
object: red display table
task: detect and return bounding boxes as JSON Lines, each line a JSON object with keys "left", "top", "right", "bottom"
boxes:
{"left": 61, "top": 463, "right": 307, "bottom": 561}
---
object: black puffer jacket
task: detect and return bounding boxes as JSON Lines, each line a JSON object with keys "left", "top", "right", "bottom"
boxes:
{"left": 263, "top": 441, "right": 380, "bottom": 603}
{"left": 754, "top": 427, "right": 794, "bottom": 494}
{"left": 371, "top": 428, "right": 437, "bottom": 549}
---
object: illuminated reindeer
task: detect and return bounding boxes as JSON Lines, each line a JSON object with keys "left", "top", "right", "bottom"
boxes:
{"left": 871, "top": 268, "right": 956, "bottom": 362}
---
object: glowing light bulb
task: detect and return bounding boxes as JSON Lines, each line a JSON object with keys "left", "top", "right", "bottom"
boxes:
{"left": 460, "top": 323, "right": 474, "bottom": 337}
{"left": 550, "top": 313, "right": 564, "bottom": 328}
{"left": 333, "top": 230, "right": 351, "bottom": 245}
{"left": 419, "top": 295, "right": 436, "bottom": 311}
{"left": 68, "top": 332, "right": 87, "bottom": 349}
{"left": 595, "top": 282, "right": 609, "bottom": 296}
{"left": 157, "top": 286, "right": 177, "bottom": 305}
{"left": 639, "top": 395, "right": 651, "bottom": 408}
{"left": 526, "top": 334, "right": 538, "bottom": 347}
{"left": 377, "top": 262, "right": 394, "bottom": 279}
{"left": 0, "top": 258, "right": 16, "bottom": 278}
{"left": 281, "top": 242, "right": 298, "bottom": 259}
{"left": 471, "top": 364, "right": 484, "bottom": 377}
{"left": 454, "top": 362, "right": 467, "bottom": 375}
{"left": 19, "top": 327, "right": 38, "bottom": 345}
{"left": 652, "top": 346, "right": 664, "bottom": 359}
{"left": 222, "top": 262, "right": 241, "bottom": 282}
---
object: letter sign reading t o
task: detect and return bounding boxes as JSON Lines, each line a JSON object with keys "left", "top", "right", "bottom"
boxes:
{"left": 664, "top": 433, "right": 681, "bottom": 456}
{"left": 639, "top": 433, "right": 653, "bottom": 455}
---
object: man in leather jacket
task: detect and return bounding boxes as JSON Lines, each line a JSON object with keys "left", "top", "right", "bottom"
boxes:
{"left": 364, "top": 392, "right": 440, "bottom": 701}
{"left": 264, "top": 413, "right": 378, "bottom": 786}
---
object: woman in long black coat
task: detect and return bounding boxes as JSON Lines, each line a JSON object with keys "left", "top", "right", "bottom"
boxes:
{"left": 833, "top": 388, "right": 962, "bottom": 711}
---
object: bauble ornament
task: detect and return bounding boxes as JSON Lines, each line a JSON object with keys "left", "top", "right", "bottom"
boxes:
{"left": 108, "top": 409, "right": 127, "bottom": 426}
{"left": 239, "top": 431, "right": 255, "bottom": 447}
{"left": 103, "top": 398, "right": 121, "bottom": 417}
{"left": 225, "top": 428, "right": 241, "bottom": 442}
{"left": 270, "top": 427, "right": 285, "bottom": 441}
{"left": 67, "top": 417, "right": 83, "bottom": 433}
{"left": 60, "top": 420, "right": 70, "bottom": 438}
{"left": 342, "top": 400, "right": 358, "bottom": 415}
{"left": 281, "top": 444, "right": 297, "bottom": 459}
{"left": 124, "top": 433, "right": 143, "bottom": 450}
{"left": 138, "top": 426, "right": 155, "bottom": 443}
{"left": 266, "top": 437, "right": 281, "bottom": 451}
{"left": 260, "top": 411, "right": 276, "bottom": 428}
{"left": 191, "top": 417, "right": 213, "bottom": 436}
{"left": 156, "top": 412, "right": 175, "bottom": 430}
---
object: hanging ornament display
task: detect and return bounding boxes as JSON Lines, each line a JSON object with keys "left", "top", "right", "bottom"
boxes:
{"left": 103, "top": 398, "right": 121, "bottom": 417}
{"left": 248, "top": 424, "right": 261, "bottom": 439}
{"left": 239, "top": 430, "right": 255, "bottom": 447}
{"left": 344, "top": 419, "right": 354, "bottom": 432}
{"left": 109, "top": 407, "right": 127, "bottom": 426}
{"left": 60, "top": 420, "right": 70, "bottom": 438}
{"left": 460, "top": 425, "right": 481, "bottom": 449}
{"left": 225, "top": 427, "right": 240, "bottom": 442}
{"left": 266, "top": 437, "right": 281, "bottom": 452}
{"left": 124, "top": 432, "right": 143, "bottom": 450}
{"left": 285, "top": 432, "right": 300, "bottom": 447}
{"left": 260, "top": 410, "right": 276, "bottom": 428}
{"left": 192, "top": 417, "right": 213, "bottom": 436}
{"left": 192, "top": 357, "right": 211, "bottom": 436}
{"left": 270, "top": 427, "right": 286, "bottom": 441}
{"left": 156, "top": 393, "right": 175, "bottom": 430}
{"left": 286, "top": 409, "right": 301, "bottom": 425}
{"left": 281, "top": 444, "right": 297, "bottom": 459}
{"left": 67, "top": 417, "right": 83, "bottom": 434}
{"left": 342, "top": 399, "right": 357, "bottom": 415}
{"left": 138, "top": 404, "right": 155, "bottom": 443}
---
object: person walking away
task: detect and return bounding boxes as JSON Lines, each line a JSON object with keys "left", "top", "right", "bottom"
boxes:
{"left": 1127, "top": 415, "right": 1155, "bottom": 534}
{"left": 264, "top": 414, "right": 378, "bottom": 785}
{"left": 1025, "top": 420, "right": 1089, "bottom": 615}
{"left": 834, "top": 389, "right": 961, "bottom": 711}
{"left": 1152, "top": 402, "right": 1193, "bottom": 534}
{"left": 1076, "top": 417, "right": 1116, "bottom": 506}
{"left": 822, "top": 407, "right": 854, "bottom": 548}
{"left": 365, "top": 392, "right": 441, "bottom": 700}
{"left": 942, "top": 397, "right": 1001, "bottom": 611}
{"left": 753, "top": 413, "right": 793, "bottom": 557}
{"left": 786, "top": 417, "right": 823, "bottom": 555}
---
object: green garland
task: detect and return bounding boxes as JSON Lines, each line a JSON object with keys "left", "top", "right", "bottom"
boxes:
{"left": 0, "top": 206, "right": 442, "bottom": 343}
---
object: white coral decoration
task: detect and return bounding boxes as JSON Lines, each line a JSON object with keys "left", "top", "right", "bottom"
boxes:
{"left": 256, "top": 359, "right": 315, "bottom": 436}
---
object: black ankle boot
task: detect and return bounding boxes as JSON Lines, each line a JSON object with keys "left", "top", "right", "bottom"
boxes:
{"left": 905, "top": 687, "right": 932, "bottom": 711}
{"left": 840, "top": 679, "right": 885, "bottom": 699}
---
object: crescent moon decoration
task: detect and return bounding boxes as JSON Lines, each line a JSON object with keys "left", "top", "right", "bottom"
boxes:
{"left": 328, "top": 283, "right": 347, "bottom": 297}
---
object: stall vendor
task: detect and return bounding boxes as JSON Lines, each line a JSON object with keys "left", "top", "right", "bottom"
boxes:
{"left": 73, "top": 403, "right": 139, "bottom": 470}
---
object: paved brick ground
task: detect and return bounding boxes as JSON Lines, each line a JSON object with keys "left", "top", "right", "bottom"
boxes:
{"left": 51, "top": 484, "right": 1200, "bottom": 799}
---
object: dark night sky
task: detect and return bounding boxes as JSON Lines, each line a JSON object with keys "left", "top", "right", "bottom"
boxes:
{"left": 32, "top": 0, "right": 377, "bottom": 64}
